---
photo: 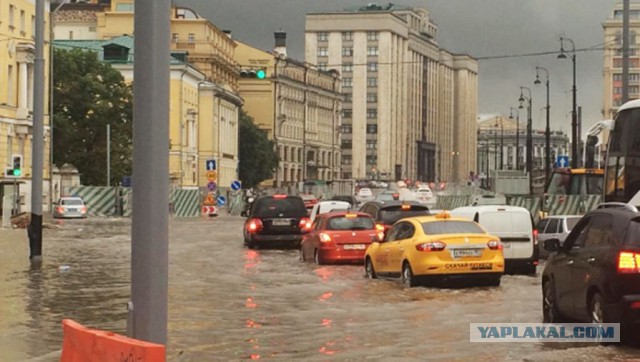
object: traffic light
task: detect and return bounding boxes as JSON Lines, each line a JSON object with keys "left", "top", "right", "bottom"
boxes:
{"left": 239, "top": 68, "right": 267, "bottom": 79}
{"left": 6, "top": 155, "right": 22, "bottom": 177}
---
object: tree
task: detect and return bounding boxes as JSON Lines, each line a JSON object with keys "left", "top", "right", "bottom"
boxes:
{"left": 52, "top": 48, "right": 133, "bottom": 186}
{"left": 238, "top": 109, "right": 278, "bottom": 188}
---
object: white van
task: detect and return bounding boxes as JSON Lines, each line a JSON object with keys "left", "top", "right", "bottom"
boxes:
{"left": 449, "top": 205, "right": 538, "bottom": 275}
{"left": 309, "top": 200, "right": 352, "bottom": 222}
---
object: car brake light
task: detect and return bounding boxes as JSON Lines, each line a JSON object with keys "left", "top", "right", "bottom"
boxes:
{"left": 57, "top": 206, "right": 64, "bottom": 213}
{"left": 375, "top": 223, "right": 385, "bottom": 231}
{"left": 81, "top": 207, "right": 87, "bottom": 213}
{"left": 631, "top": 301, "right": 640, "bottom": 309}
{"left": 247, "top": 218, "right": 263, "bottom": 233}
{"left": 299, "top": 217, "right": 312, "bottom": 231}
{"left": 618, "top": 251, "right": 640, "bottom": 273}
{"left": 319, "top": 233, "right": 332, "bottom": 243}
{"left": 487, "top": 240, "right": 503, "bottom": 250}
{"left": 401, "top": 204, "right": 411, "bottom": 210}
{"left": 415, "top": 241, "right": 446, "bottom": 252}
{"left": 273, "top": 194, "right": 287, "bottom": 199}
{"left": 533, "top": 229, "right": 539, "bottom": 246}
{"left": 345, "top": 213, "right": 357, "bottom": 218}
{"left": 392, "top": 193, "right": 399, "bottom": 199}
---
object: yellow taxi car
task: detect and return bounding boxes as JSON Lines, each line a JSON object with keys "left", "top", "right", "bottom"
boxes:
{"left": 364, "top": 212, "right": 504, "bottom": 287}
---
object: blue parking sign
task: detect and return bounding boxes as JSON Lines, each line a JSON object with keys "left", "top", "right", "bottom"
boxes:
{"left": 231, "top": 180, "right": 241, "bottom": 191}
{"left": 216, "top": 195, "right": 226, "bottom": 206}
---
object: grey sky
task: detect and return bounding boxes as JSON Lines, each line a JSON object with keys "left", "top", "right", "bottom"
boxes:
{"left": 178, "top": 0, "right": 620, "bottom": 137}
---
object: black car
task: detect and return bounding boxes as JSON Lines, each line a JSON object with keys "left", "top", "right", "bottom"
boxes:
{"left": 243, "top": 195, "right": 311, "bottom": 249}
{"left": 542, "top": 208, "right": 640, "bottom": 333}
{"left": 359, "top": 200, "right": 430, "bottom": 235}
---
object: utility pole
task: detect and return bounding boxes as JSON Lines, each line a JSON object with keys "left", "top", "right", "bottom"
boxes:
{"left": 28, "top": 0, "right": 45, "bottom": 264}
{"left": 107, "top": 124, "right": 111, "bottom": 186}
{"left": 623, "top": 0, "right": 630, "bottom": 103}
{"left": 128, "top": 0, "right": 170, "bottom": 345}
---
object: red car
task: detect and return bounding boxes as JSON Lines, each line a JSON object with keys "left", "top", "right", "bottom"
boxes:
{"left": 300, "top": 193, "right": 319, "bottom": 212}
{"left": 300, "top": 211, "right": 380, "bottom": 265}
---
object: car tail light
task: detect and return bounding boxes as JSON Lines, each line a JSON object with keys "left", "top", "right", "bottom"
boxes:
{"left": 299, "top": 217, "right": 312, "bottom": 231}
{"left": 392, "top": 193, "right": 399, "bottom": 199}
{"left": 618, "top": 251, "right": 640, "bottom": 273}
{"left": 631, "top": 301, "right": 640, "bottom": 309}
{"left": 319, "top": 233, "right": 332, "bottom": 243}
{"left": 376, "top": 231, "right": 385, "bottom": 242}
{"left": 81, "top": 207, "right": 87, "bottom": 213}
{"left": 273, "top": 194, "right": 287, "bottom": 199}
{"left": 487, "top": 240, "right": 503, "bottom": 250}
{"left": 57, "top": 206, "right": 64, "bottom": 213}
{"left": 415, "top": 241, "right": 446, "bottom": 252}
{"left": 375, "top": 223, "right": 385, "bottom": 232}
{"left": 533, "top": 229, "right": 539, "bottom": 246}
{"left": 247, "top": 218, "right": 263, "bottom": 233}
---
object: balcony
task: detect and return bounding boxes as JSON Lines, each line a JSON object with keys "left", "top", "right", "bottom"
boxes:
{"left": 174, "top": 42, "right": 195, "bottom": 50}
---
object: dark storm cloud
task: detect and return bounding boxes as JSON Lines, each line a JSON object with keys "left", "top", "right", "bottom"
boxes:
{"left": 177, "top": 0, "right": 620, "bottom": 134}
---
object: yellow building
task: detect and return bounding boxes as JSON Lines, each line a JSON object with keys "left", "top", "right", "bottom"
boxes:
{"left": 0, "top": 0, "right": 51, "bottom": 214}
{"left": 235, "top": 34, "right": 342, "bottom": 187}
{"left": 54, "top": 1, "right": 243, "bottom": 191}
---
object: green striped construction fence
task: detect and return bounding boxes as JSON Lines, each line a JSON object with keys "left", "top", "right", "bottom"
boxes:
{"left": 542, "top": 195, "right": 603, "bottom": 216}
{"left": 506, "top": 196, "right": 542, "bottom": 223}
{"left": 68, "top": 186, "right": 201, "bottom": 218}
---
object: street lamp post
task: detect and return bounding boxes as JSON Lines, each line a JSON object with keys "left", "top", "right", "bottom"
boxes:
{"left": 534, "top": 66, "right": 551, "bottom": 183}
{"left": 519, "top": 86, "right": 533, "bottom": 194}
{"left": 558, "top": 37, "right": 578, "bottom": 168}
{"left": 494, "top": 121, "right": 504, "bottom": 170}
{"left": 509, "top": 107, "right": 520, "bottom": 170}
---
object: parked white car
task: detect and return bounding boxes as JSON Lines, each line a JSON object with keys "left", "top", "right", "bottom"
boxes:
{"left": 53, "top": 197, "right": 88, "bottom": 219}
{"left": 356, "top": 188, "right": 374, "bottom": 204}
{"left": 309, "top": 200, "right": 352, "bottom": 222}
{"left": 415, "top": 187, "right": 433, "bottom": 203}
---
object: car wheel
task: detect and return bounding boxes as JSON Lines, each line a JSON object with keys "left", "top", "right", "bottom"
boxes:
{"left": 543, "top": 279, "right": 561, "bottom": 323}
{"left": 402, "top": 262, "right": 417, "bottom": 288}
{"left": 590, "top": 292, "right": 606, "bottom": 324}
{"left": 365, "top": 258, "right": 377, "bottom": 279}
{"left": 314, "top": 250, "right": 323, "bottom": 265}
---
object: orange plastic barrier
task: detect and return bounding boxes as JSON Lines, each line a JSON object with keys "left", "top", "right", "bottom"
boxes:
{"left": 60, "top": 319, "right": 166, "bottom": 362}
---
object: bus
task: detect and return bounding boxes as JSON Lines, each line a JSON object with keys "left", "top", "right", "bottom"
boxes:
{"left": 604, "top": 99, "right": 640, "bottom": 206}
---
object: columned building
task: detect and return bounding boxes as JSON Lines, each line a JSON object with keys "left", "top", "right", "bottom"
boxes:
{"left": 235, "top": 33, "right": 342, "bottom": 187}
{"left": 306, "top": 4, "right": 477, "bottom": 183}
{"left": 1, "top": 0, "right": 51, "bottom": 214}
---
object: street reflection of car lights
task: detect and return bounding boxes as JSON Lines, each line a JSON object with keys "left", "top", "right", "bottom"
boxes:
{"left": 244, "top": 250, "right": 260, "bottom": 270}
{"left": 322, "top": 318, "right": 332, "bottom": 327}
{"left": 246, "top": 319, "right": 262, "bottom": 328}
{"left": 250, "top": 354, "right": 261, "bottom": 360}
{"left": 319, "top": 345, "right": 337, "bottom": 356}
{"left": 319, "top": 292, "right": 333, "bottom": 301}
{"left": 314, "top": 267, "right": 334, "bottom": 281}
{"left": 245, "top": 297, "right": 258, "bottom": 308}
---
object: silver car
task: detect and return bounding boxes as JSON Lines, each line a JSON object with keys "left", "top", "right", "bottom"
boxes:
{"left": 536, "top": 215, "right": 582, "bottom": 259}
{"left": 53, "top": 197, "right": 88, "bottom": 219}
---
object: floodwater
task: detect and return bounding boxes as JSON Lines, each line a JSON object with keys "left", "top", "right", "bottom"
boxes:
{"left": 1, "top": 216, "right": 639, "bottom": 361}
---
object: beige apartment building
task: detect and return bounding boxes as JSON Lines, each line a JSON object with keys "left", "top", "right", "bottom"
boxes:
{"left": 235, "top": 33, "right": 342, "bottom": 186}
{"left": 54, "top": 1, "right": 243, "bottom": 191}
{"left": 306, "top": 4, "right": 478, "bottom": 183}
{"left": 0, "top": 0, "right": 52, "bottom": 215}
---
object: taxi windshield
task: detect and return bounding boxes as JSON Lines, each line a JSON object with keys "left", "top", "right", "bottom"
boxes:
{"left": 422, "top": 221, "right": 485, "bottom": 235}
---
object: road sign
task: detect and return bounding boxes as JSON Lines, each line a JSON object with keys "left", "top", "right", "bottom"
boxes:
{"left": 206, "top": 159, "right": 217, "bottom": 171}
{"left": 207, "top": 181, "right": 217, "bottom": 192}
{"left": 204, "top": 192, "right": 216, "bottom": 205}
{"left": 202, "top": 206, "right": 218, "bottom": 215}
{"left": 231, "top": 180, "right": 241, "bottom": 191}
{"left": 206, "top": 170, "right": 217, "bottom": 182}
{"left": 556, "top": 156, "right": 569, "bottom": 168}
{"left": 216, "top": 195, "right": 227, "bottom": 207}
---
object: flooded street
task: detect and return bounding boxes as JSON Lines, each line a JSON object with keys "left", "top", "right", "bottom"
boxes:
{"left": 2, "top": 216, "right": 640, "bottom": 361}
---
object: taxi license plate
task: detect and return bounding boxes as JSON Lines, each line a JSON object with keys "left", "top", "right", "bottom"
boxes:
{"left": 453, "top": 249, "right": 481, "bottom": 258}
{"left": 343, "top": 244, "right": 366, "bottom": 250}
{"left": 272, "top": 219, "right": 291, "bottom": 226}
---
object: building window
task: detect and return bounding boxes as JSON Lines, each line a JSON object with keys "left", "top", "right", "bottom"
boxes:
{"left": 342, "top": 77, "right": 352, "bottom": 88}
{"left": 613, "top": 73, "right": 622, "bottom": 81}
{"left": 172, "top": 33, "right": 179, "bottom": 43}
{"left": 116, "top": 3, "right": 135, "bottom": 12}
{"left": 9, "top": 5, "right": 15, "bottom": 29}
{"left": 367, "top": 31, "right": 379, "bottom": 41}
{"left": 342, "top": 31, "right": 353, "bottom": 41}
{"left": 342, "top": 47, "right": 353, "bottom": 57}
{"left": 631, "top": 73, "right": 640, "bottom": 82}
{"left": 367, "top": 77, "right": 378, "bottom": 87}
{"left": 188, "top": 33, "right": 195, "bottom": 43}
{"left": 342, "top": 109, "right": 352, "bottom": 118}
{"left": 20, "top": 10, "right": 25, "bottom": 34}
{"left": 318, "top": 47, "right": 328, "bottom": 57}
{"left": 367, "top": 92, "right": 377, "bottom": 103}
{"left": 367, "top": 61, "right": 378, "bottom": 72}
{"left": 631, "top": 85, "right": 639, "bottom": 94}
{"left": 31, "top": 16, "right": 35, "bottom": 38}
{"left": 342, "top": 62, "right": 353, "bottom": 73}
{"left": 367, "top": 46, "right": 378, "bottom": 56}
{"left": 7, "top": 65, "right": 13, "bottom": 105}
{"left": 341, "top": 124, "right": 352, "bottom": 133}
{"left": 366, "top": 140, "right": 377, "bottom": 149}
{"left": 367, "top": 108, "right": 377, "bottom": 119}
{"left": 343, "top": 93, "right": 352, "bottom": 103}
{"left": 342, "top": 155, "right": 352, "bottom": 165}
{"left": 367, "top": 124, "right": 378, "bottom": 134}
{"left": 614, "top": 87, "right": 623, "bottom": 94}
{"left": 317, "top": 32, "right": 328, "bottom": 41}
{"left": 367, "top": 156, "right": 377, "bottom": 165}
{"left": 318, "top": 62, "right": 327, "bottom": 71}
{"left": 341, "top": 140, "right": 352, "bottom": 149}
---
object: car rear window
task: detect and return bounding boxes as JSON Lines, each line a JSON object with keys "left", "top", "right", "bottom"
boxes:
{"left": 422, "top": 221, "right": 485, "bottom": 235}
{"left": 626, "top": 219, "right": 640, "bottom": 244}
{"left": 61, "top": 199, "right": 83, "bottom": 206}
{"left": 379, "top": 205, "right": 430, "bottom": 224}
{"left": 327, "top": 216, "right": 374, "bottom": 230}
{"left": 565, "top": 217, "right": 581, "bottom": 232}
{"left": 252, "top": 197, "right": 307, "bottom": 218}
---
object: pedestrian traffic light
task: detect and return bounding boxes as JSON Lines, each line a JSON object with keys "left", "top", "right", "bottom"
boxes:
{"left": 9, "top": 155, "right": 22, "bottom": 177}
{"left": 240, "top": 68, "right": 267, "bottom": 79}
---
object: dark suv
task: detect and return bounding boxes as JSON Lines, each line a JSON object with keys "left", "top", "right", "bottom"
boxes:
{"left": 542, "top": 208, "right": 640, "bottom": 334}
{"left": 359, "top": 201, "right": 430, "bottom": 236}
{"left": 243, "top": 195, "right": 311, "bottom": 249}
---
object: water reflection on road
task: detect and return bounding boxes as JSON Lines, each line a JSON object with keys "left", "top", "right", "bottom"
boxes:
{"left": 1, "top": 216, "right": 639, "bottom": 361}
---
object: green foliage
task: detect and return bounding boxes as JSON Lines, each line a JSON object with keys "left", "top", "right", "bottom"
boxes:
{"left": 238, "top": 109, "right": 278, "bottom": 188}
{"left": 52, "top": 48, "right": 133, "bottom": 186}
